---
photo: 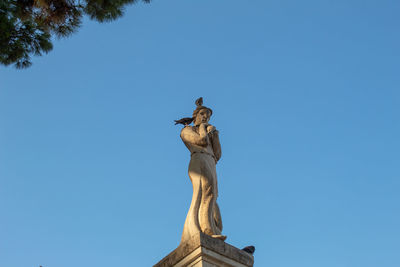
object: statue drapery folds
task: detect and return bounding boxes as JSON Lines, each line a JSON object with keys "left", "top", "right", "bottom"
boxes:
{"left": 175, "top": 97, "right": 226, "bottom": 243}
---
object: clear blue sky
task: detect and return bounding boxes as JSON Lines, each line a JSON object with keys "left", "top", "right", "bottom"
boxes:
{"left": 1, "top": 0, "right": 399, "bottom": 266}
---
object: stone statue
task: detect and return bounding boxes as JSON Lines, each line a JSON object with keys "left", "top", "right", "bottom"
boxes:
{"left": 175, "top": 97, "right": 227, "bottom": 243}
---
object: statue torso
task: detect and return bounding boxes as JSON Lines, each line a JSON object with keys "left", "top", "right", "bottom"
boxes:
{"left": 181, "top": 126, "right": 215, "bottom": 158}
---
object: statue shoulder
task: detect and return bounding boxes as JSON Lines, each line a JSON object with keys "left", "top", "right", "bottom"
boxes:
{"left": 181, "top": 125, "right": 194, "bottom": 132}
{"left": 180, "top": 125, "right": 193, "bottom": 136}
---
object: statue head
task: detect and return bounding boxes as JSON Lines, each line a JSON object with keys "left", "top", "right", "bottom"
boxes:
{"left": 192, "top": 97, "right": 213, "bottom": 126}
{"left": 175, "top": 97, "right": 213, "bottom": 126}
{"left": 193, "top": 108, "right": 212, "bottom": 126}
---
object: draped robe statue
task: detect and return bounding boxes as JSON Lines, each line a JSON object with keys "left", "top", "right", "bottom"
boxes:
{"left": 175, "top": 98, "right": 227, "bottom": 243}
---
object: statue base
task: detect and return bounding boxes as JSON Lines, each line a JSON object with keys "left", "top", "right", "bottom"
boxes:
{"left": 153, "top": 232, "right": 254, "bottom": 267}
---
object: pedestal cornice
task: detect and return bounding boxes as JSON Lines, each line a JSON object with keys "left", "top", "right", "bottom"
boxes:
{"left": 154, "top": 233, "right": 254, "bottom": 267}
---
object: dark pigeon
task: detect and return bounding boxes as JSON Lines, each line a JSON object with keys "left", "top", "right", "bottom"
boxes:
{"left": 242, "top": 245, "right": 255, "bottom": 255}
{"left": 195, "top": 97, "right": 203, "bottom": 106}
{"left": 174, "top": 117, "right": 193, "bottom": 125}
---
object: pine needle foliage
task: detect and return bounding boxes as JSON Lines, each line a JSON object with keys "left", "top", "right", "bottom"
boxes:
{"left": 0, "top": 0, "right": 149, "bottom": 69}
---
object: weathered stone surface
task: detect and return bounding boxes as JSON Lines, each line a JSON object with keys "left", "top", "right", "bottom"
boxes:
{"left": 178, "top": 97, "right": 226, "bottom": 244}
{"left": 153, "top": 233, "right": 254, "bottom": 267}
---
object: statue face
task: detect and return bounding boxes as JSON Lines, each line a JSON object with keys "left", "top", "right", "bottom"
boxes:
{"left": 194, "top": 109, "right": 211, "bottom": 126}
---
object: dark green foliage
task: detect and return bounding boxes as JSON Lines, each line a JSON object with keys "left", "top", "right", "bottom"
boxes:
{"left": 85, "top": 0, "right": 149, "bottom": 22}
{"left": 0, "top": 0, "right": 149, "bottom": 69}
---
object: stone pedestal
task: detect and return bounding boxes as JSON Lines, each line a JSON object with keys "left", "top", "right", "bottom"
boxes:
{"left": 154, "top": 233, "right": 254, "bottom": 267}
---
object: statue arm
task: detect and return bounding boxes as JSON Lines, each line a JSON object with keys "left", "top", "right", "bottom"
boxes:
{"left": 210, "top": 130, "right": 221, "bottom": 162}
{"left": 181, "top": 125, "right": 209, "bottom": 146}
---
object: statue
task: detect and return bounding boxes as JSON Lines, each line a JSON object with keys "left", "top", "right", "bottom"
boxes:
{"left": 175, "top": 97, "right": 227, "bottom": 243}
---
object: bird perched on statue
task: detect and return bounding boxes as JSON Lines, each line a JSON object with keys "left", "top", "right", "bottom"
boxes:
{"left": 195, "top": 97, "right": 203, "bottom": 106}
{"left": 242, "top": 245, "right": 255, "bottom": 255}
{"left": 174, "top": 117, "right": 193, "bottom": 125}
